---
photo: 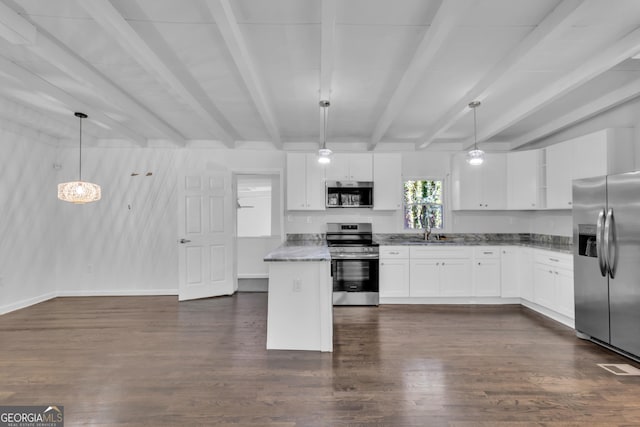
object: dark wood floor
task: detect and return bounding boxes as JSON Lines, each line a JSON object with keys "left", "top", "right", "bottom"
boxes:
{"left": 1, "top": 294, "right": 639, "bottom": 426}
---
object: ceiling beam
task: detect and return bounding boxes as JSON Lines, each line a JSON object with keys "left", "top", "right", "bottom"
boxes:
{"left": 0, "top": 56, "right": 147, "bottom": 146}
{"left": 510, "top": 76, "right": 640, "bottom": 148}
{"left": 206, "top": 0, "right": 282, "bottom": 148}
{"left": 0, "top": 2, "right": 186, "bottom": 145}
{"left": 319, "top": 0, "right": 336, "bottom": 147}
{"left": 0, "top": 1, "right": 36, "bottom": 44}
{"left": 78, "top": 0, "right": 235, "bottom": 147}
{"left": 369, "top": 0, "right": 470, "bottom": 149}
{"left": 463, "top": 25, "right": 640, "bottom": 150}
{"left": 417, "top": 0, "right": 585, "bottom": 150}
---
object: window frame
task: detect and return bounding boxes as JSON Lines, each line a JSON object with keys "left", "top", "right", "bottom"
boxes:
{"left": 402, "top": 177, "right": 446, "bottom": 231}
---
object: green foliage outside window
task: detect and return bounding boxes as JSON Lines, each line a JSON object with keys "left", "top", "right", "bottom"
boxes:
{"left": 403, "top": 180, "right": 443, "bottom": 230}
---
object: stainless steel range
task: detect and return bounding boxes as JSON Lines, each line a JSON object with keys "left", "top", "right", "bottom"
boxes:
{"left": 326, "top": 222, "right": 379, "bottom": 306}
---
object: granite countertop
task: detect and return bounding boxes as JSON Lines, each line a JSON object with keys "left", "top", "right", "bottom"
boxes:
{"left": 264, "top": 240, "right": 331, "bottom": 262}
{"left": 265, "top": 233, "right": 573, "bottom": 261}
{"left": 374, "top": 235, "right": 573, "bottom": 254}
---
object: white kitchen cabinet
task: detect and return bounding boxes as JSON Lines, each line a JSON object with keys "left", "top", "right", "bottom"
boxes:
{"left": 440, "top": 259, "right": 473, "bottom": 296}
{"left": 325, "top": 153, "right": 373, "bottom": 181}
{"left": 473, "top": 247, "right": 501, "bottom": 296}
{"left": 500, "top": 247, "right": 519, "bottom": 298}
{"left": 379, "top": 246, "right": 410, "bottom": 298}
{"left": 373, "top": 153, "right": 402, "bottom": 210}
{"left": 518, "top": 248, "right": 534, "bottom": 302}
{"left": 409, "top": 247, "right": 472, "bottom": 297}
{"left": 507, "top": 150, "right": 540, "bottom": 210}
{"left": 451, "top": 153, "right": 507, "bottom": 210}
{"left": 572, "top": 128, "right": 634, "bottom": 180}
{"left": 545, "top": 128, "right": 633, "bottom": 209}
{"left": 545, "top": 141, "right": 573, "bottom": 209}
{"left": 532, "top": 250, "right": 574, "bottom": 317}
{"left": 409, "top": 259, "right": 440, "bottom": 296}
{"left": 286, "top": 153, "right": 325, "bottom": 210}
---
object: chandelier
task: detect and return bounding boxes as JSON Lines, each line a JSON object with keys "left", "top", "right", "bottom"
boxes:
{"left": 57, "top": 112, "right": 102, "bottom": 204}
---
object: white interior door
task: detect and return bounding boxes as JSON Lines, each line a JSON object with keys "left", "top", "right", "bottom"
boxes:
{"left": 178, "top": 172, "right": 235, "bottom": 301}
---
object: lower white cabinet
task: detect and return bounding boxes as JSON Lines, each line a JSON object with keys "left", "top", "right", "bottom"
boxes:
{"left": 473, "top": 247, "right": 501, "bottom": 296}
{"left": 379, "top": 246, "right": 410, "bottom": 298}
{"left": 532, "top": 250, "right": 574, "bottom": 318}
{"left": 378, "top": 244, "right": 574, "bottom": 325}
{"left": 409, "top": 247, "right": 472, "bottom": 297}
{"left": 500, "top": 247, "right": 519, "bottom": 298}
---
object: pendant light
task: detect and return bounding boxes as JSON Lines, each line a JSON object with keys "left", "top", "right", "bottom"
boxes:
{"left": 57, "top": 112, "right": 102, "bottom": 204}
{"left": 317, "top": 100, "right": 332, "bottom": 164}
{"left": 466, "top": 101, "right": 485, "bottom": 166}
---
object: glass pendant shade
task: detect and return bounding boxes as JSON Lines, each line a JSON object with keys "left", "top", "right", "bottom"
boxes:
{"left": 466, "top": 148, "right": 485, "bottom": 166}
{"left": 318, "top": 100, "right": 332, "bottom": 164}
{"left": 318, "top": 147, "right": 332, "bottom": 164}
{"left": 58, "top": 112, "right": 102, "bottom": 204}
{"left": 466, "top": 101, "right": 484, "bottom": 166}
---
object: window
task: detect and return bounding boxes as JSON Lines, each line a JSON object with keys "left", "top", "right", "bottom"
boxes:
{"left": 403, "top": 179, "right": 444, "bottom": 230}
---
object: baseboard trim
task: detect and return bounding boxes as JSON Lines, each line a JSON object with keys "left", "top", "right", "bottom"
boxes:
{"left": 56, "top": 289, "right": 178, "bottom": 297}
{"left": 379, "top": 296, "right": 521, "bottom": 305}
{"left": 0, "top": 292, "right": 57, "bottom": 315}
{"left": 521, "top": 300, "right": 575, "bottom": 329}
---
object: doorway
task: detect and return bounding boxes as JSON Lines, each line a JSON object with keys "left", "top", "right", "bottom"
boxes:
{"left": 233, "top": 172, "right": 282, "bottom": 292}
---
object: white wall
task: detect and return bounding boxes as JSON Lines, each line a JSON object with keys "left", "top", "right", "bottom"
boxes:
{"left": 0, "top": 123, "right": 59, "bottom": 314}
{"left": 53, "top": 146, "right": 285, "bottom": 296}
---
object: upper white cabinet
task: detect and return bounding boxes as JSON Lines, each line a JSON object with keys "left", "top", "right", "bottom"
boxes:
{"left": 451, "top": 153, "right": 507, "bottom": 210}
{"left": 325, "top": 153, "right": 373, "bottom": 181}
{"left": 545, "top": 128, "right": 634, "bottom": 209}
{"left": 507, "top": 150, "right": 540, "bottom": 210}
{"left": 286, "top": 153, "right": 325, "bottom": 210}
{"left": 373, "top": 153, "right": 402, "bottom": 210}
{"left": 545, "top": 141, "right": 574, "bottom": 209}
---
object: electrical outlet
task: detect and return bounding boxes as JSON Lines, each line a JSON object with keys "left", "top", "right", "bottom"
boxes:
{"left": 293, "top": 279, "right": 302, "bottom": 292}
{"left": 306, "top": 216, "right": 311, "bottom": 224}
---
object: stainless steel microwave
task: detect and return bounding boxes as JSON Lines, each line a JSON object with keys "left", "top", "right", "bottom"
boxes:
{"left": 326, "top": 181, "right": 373, "bottom": 208}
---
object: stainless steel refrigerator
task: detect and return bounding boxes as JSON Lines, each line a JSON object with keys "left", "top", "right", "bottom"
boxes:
{"left": 573, "top": 172, "right": 640, "bottom": 359}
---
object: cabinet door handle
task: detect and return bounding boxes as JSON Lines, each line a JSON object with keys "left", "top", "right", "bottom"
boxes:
{"left": 555, "top": 271, "right": 559, "bottom": 275}
{"left": 478, "top": 262, "right": 481, "bottom": 265}
{"left": 389, "top": 251, "right": 399, "bottom": 255}
{"left": 549, "top": 258, "right": 559, "bottom": 262}
{"left": 549, "top": 270, "right": 553, "bottom": 274}
{"left": 483, "top": 251, "right": 493, "bottom": 255}
{"left": 380, "top": 262, "right": 384, "bottom": 266}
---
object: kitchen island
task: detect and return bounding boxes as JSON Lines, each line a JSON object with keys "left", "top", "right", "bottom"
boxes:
{"left": 263, "top": 240, "right": 333, "bottom": 352}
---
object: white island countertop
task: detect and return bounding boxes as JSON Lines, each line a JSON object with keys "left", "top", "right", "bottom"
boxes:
{"left": 263, "top": 240, "right": 333, "bottom": 352}
{"left": 263, "top": 240, "right": 330, "bottom": 262}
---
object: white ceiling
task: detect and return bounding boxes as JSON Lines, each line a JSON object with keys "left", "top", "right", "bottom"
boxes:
{"left": 1, "top": 0, "right": 640, "bottom": 152}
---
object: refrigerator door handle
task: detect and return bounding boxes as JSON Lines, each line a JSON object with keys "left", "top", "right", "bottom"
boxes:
{"left": 604, "top": 208, "right": 616, "bottom": 279}
{"left": 596, "top": 209, "right": 607, "bottom": 276}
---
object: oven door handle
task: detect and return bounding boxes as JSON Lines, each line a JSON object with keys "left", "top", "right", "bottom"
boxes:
{"left": 331, "top": 254, "right": 380, "bottom": 260}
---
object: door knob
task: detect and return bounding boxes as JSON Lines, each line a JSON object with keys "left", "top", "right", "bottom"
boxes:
{"left": 179, "top": 238, "right": 191, "bottom": 244}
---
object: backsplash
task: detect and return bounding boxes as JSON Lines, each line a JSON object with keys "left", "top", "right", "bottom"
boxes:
{"left": 286, "top": 232, "right": 573, "bottom": 245}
